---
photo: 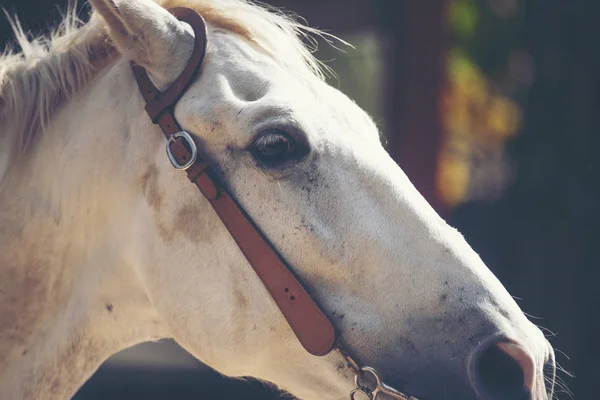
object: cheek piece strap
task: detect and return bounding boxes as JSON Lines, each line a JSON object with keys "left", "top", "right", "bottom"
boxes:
{"left": 131, "top": 6, "right": 335, "bottom": 358}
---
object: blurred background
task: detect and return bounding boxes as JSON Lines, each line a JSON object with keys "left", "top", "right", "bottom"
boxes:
{"left": 1, "top": 0, "right": 598, "bottom": 398}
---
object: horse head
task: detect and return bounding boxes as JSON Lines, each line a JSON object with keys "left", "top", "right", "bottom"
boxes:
{"left": 0, "top": 0, "right": 555, "bottom": 399}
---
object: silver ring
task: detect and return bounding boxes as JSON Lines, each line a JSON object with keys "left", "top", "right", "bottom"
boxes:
{"left": 166, "top": 131, "right": 197, "bottom": 170}
{"left": 350, "top": 388, "right": 372, "bottom": 400}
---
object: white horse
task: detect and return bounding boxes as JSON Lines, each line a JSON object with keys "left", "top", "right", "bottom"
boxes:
{"left": 0, "top": 0, "right": 555, "bottom": 399}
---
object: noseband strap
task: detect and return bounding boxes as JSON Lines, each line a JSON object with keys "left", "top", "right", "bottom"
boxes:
{"left": 131, "top": 8, "right": 417, "bottom": 399}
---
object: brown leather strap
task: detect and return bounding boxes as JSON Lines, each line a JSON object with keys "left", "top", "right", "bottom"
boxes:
{"left": 136, "top": 7, "right": 209, "bottom": 123}
{"left": 131, "top": 7, "right": 335, "bottom": 356}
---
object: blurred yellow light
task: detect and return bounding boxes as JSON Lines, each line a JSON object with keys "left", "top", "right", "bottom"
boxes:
{"left": 438, "top": 47, "right": 522, "bottom": 207}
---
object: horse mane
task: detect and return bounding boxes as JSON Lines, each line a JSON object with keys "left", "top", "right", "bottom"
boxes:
{"left": 0, "top": 0, "right": 331, "bottom": 160}
{"left": 0, "top": 7, "right": 107, "bottom": 160}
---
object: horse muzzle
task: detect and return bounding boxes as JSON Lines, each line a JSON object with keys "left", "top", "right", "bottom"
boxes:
{"left": 373, "top": 334, "right": 556, "bottom": 400}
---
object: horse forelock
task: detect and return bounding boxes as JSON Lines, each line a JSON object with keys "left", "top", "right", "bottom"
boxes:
{"left": 161, "top": 0, "right": 337, "bottom": 79}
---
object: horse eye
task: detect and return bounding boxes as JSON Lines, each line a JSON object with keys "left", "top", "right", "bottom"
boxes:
{"left": 252, "top": 130, "right": 297, "bottom": 166}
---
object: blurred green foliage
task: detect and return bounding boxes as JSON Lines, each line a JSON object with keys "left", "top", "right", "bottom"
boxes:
{"left": 449, "top": 0, "right": 479, "bottom": 39}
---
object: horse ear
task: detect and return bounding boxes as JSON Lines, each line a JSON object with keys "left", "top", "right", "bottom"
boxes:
{"left": 89, "top": 0, "right": 194, "bottom": 86}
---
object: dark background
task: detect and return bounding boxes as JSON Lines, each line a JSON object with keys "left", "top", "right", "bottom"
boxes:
{"left": 1, "top": 0, "right": 598, "bottom": 399}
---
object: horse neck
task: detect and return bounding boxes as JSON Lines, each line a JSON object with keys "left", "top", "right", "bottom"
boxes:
{"left": 0, "top": 61, "right": 168, "bottom": 400}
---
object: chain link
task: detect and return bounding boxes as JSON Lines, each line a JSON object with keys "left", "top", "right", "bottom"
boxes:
{"left": 335, "top": 344, "right": 420, "bottom": 400}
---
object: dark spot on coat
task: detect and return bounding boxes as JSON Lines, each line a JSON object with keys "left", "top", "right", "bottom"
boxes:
{"left": 139, "top": 164, "right": 162, "bottom": 212}
{"left": 174, "top": 203, "right": 222, "bottom": 242}
{"left": 234, "top": 289, "right": 248, "bottom": 309}
{"left": 157, "top": 221, "right": 174, "bottom": 243}
{"left": 106, "top": 303, "right": 113, "bottom": 312}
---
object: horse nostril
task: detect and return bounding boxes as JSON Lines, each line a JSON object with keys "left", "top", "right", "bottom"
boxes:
{"left": 469, "top": 339, "right": 535, "bottom": 400}
{"left": 496, "top": 342, "right": 536, "bottom": 393}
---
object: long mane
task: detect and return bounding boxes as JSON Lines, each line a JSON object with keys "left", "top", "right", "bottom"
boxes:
{"left": 0, "top": 0, "right": 329, "bottom": 161}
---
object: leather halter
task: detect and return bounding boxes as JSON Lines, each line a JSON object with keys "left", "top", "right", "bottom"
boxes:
{"left": 132, "top": 6, "right": 334, "bottom": 357}
{"left": 131, "top": 7, "right": 418, "bottom": 400}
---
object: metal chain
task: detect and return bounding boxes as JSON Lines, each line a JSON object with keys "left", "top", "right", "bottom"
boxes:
{"left": 335, "top": 344, "right": 420, "bottom": 400}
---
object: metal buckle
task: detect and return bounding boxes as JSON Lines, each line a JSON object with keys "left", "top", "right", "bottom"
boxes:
{"left": 166, "top": 131, "right": 197, "bottom": 170}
